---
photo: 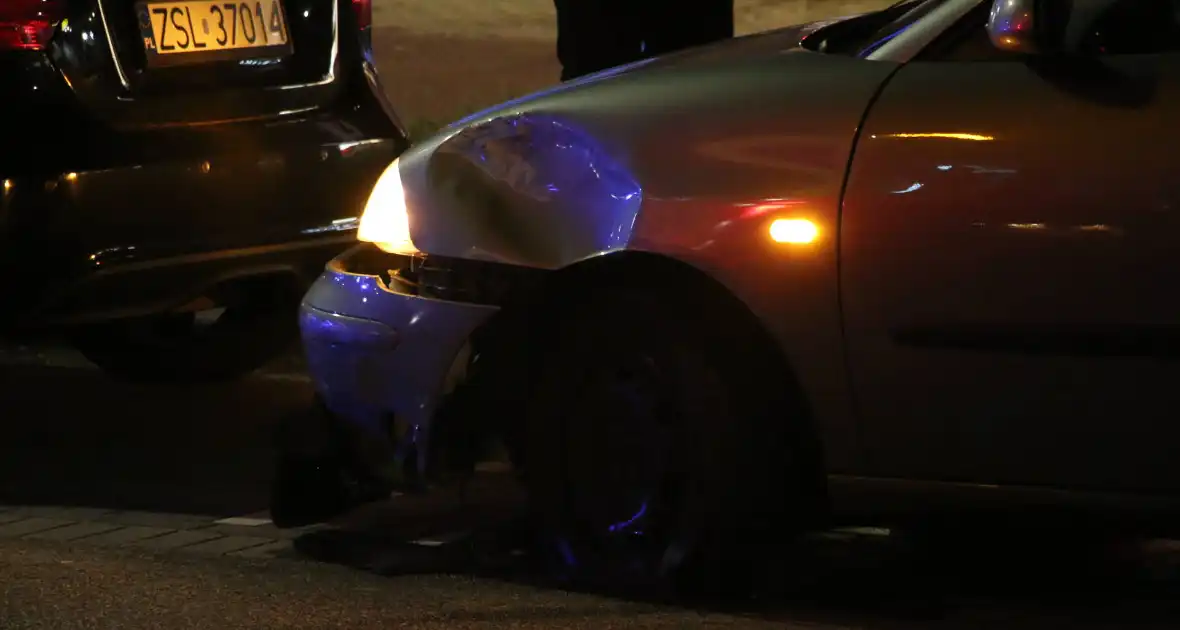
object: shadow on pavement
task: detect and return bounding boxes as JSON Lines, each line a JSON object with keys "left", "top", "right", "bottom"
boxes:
{"left": 7, "top": 350, "right": 1180, "bottom": 627}
{"left": 290, "top": 483, "right": 1180, "bottom": 629}
{"left": 0, "top": 360, "right": 313, "bottom": 516}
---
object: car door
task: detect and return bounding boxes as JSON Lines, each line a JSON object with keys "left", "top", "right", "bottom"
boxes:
{"left": 839, "top": 0, "right": 1180, "bottom": 493}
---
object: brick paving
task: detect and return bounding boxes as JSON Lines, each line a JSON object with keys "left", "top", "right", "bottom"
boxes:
{"left": 0, "top": 504, "right": 312, "bottom": 560}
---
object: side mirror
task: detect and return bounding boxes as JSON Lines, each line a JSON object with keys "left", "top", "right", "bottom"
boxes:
{"left": 986, "top": 0, "right": 1040, "bottom": 54}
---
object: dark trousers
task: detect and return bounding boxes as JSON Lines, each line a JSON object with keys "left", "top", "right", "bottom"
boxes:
{"left": 554, "top": 0, "right": 734, "bottom": 81}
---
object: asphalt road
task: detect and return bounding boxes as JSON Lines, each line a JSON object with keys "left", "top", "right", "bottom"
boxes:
{"left": 5, "top": 342, "right": 1180, "bottom": 629}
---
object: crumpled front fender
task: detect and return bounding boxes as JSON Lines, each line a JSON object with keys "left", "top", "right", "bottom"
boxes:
{"left": 397, "top": 113, "right": 643, "bottom": 269}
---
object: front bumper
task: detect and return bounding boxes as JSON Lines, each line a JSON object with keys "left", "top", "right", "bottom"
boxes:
{"left": 299, "top": 245, "right": 501, "bottom": 491}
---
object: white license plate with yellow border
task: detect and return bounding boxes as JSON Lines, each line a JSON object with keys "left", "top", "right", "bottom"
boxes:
{"left": 136, "top": 0, "right": 293, "bottom": 66}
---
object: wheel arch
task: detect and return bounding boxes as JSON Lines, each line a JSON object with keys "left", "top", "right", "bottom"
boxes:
{"left": 479, "top": 249, "right": 829, "bottom": 508}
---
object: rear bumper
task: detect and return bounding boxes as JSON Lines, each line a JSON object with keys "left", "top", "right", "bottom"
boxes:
{"left": 0, "top": 125, "right": 407, "bottom": 329}
{"left": 28, "top": 236, "right": 355, "bottom": 326}
{"left": 299, "top": 245, "right": 500, "bottom": 491}
{"left": 0, "top": 35, "right": 409, "bottom": 328}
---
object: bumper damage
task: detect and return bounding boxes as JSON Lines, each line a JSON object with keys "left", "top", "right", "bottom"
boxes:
{"left": 272, "top": 244, "right": 529, "bottom": 527}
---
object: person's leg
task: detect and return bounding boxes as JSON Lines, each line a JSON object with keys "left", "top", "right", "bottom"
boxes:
{"left": 641, "top": 0, "right": 734, "bottom": 58}
{"left": 554, "top": 0, "right": 644, "bottom": 81}
{"left": 692, "top": 0, "right": 735, "bottom": 46}
{"left": 553, "top": 0, "right": 584, "bottom": 81}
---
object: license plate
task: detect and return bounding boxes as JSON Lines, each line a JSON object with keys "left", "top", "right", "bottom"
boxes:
{"left": 136, "top": 0, "right": 293, "bottom": 67}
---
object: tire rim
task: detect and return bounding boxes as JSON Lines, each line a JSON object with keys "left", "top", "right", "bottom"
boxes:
{"left": 556, "top": 349, "right": 690, "bottom": 574}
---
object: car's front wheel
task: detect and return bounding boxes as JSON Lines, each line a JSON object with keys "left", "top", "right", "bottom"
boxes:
{"left": 511, "top": 286, "right": 820, "bottom": 598}
{"left": 69, "top": 280, "right": 302, "bottom": 383}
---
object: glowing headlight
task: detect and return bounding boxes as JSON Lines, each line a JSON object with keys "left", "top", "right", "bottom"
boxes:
{"left": 357, "top": 157, "right": 419, "bottom": 254}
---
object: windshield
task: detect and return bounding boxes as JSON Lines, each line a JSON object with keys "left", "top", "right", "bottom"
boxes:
{"left": 801, "top": 0, "right": 951, "bottom": 56}
{"left": 856, "top": 0, "right": 958, "bottom": 56}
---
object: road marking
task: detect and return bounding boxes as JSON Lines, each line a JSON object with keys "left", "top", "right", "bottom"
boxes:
{"left": 214, "top": 517, "right": 273, "bottom": 527}
{"left": 182, "top": 535, "right": 275, "bottom": 555}
{"left": 84, "top": 526, "right": 175, "bottom": 546}
{"left": 230, "top": 540, "right": 293, "bottom": 559}
{"left": 410, "top": 531, "right": 470, "bottom": 547}
{"left": 101, "top": 511, "right": 214, "bottom": 530}
{"left": 832, "top": 526, "right": 892, "bottom": 537}
{"left": 137, "top": 529, "right": 222, "bottom": 551}
{"left": 24, "top": 522, "right": 122, "bottom": 542}
{"left": 0, "top": 518, "right": 77, "bottom": 538}
{"left": 0, "top": 506, "right": 303, "bottom": 560}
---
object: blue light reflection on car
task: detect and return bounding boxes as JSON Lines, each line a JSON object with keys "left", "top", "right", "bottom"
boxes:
{"left": 428, "top": 113, "right": 644, "bottom": 266}
{"left": 606, "top": 501, "right": 648, "bottom": 534}
{"left": 892, "top": 181, "right": 924, "bottom": 194}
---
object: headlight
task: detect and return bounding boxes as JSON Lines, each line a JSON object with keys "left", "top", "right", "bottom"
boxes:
{"left": 357, "top": 157, "right": 419, "bottom": 254}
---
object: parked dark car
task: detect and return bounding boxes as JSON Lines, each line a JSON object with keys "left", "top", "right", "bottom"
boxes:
{"left": 274, "top": 0, "right": 1180, "bottom": 596}
{"left": 0, "top": 0, "right": 408, "bottom": 381}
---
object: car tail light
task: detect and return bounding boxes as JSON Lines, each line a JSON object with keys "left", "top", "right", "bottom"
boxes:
{"left": 0, "top": 0, "right": 66, "bottom": 51}
{"left": 351, "top": 0, "right": 371, "bottom": 30}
